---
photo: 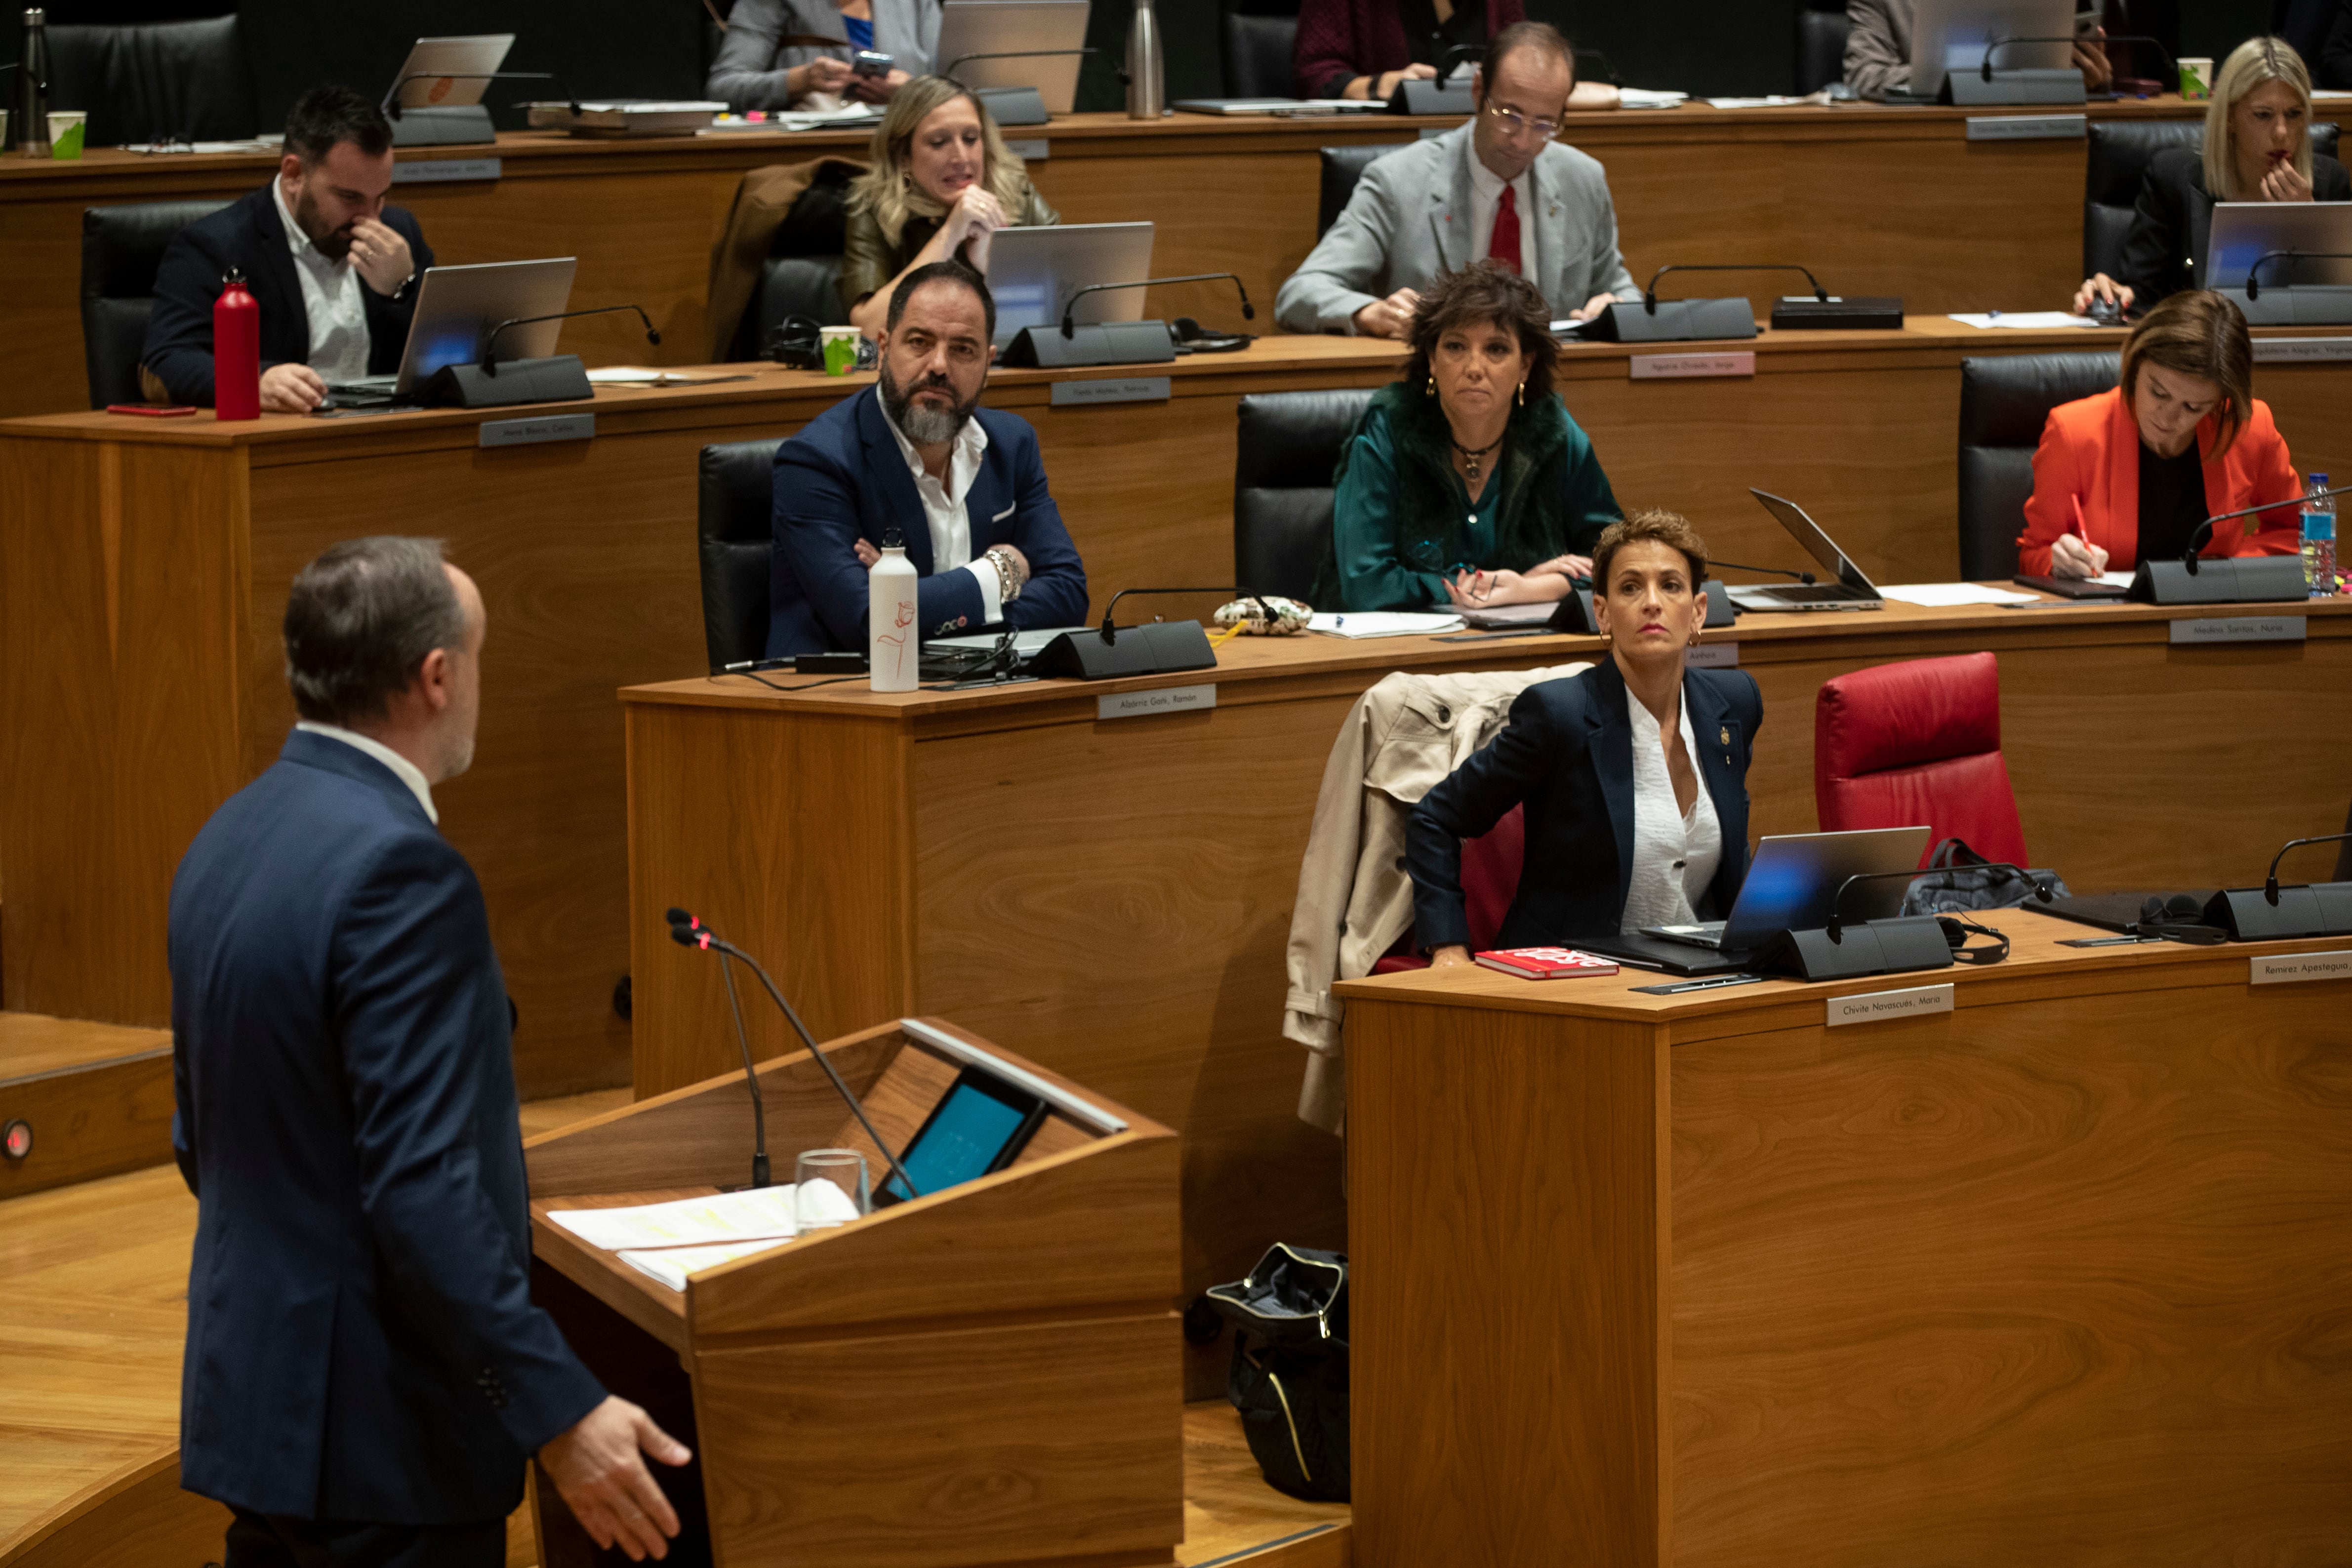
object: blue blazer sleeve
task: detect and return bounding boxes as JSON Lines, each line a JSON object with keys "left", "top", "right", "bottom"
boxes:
{"left": 993, "top": 417, "right": 1089, "bottom": 631}
{"left": 1406, "top": 685, "right": 1566, "bottom": 952}
{"left": 335, "top": 833, "right": 604, "bottom": 1455}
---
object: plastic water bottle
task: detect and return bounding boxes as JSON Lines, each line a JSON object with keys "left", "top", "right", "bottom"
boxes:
{"left": 868, "top": 529, "right": 919, "bottom": 692}
{"left": 2301, "top": 473, "right": 2337, "bottom": 598}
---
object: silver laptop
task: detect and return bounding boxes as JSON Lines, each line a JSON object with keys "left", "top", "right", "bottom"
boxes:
{"left": 1904, "top": 0, "right": 2072, "bottom": 99}
{"left": 936, "top": 0, "right": 1091, "bottom": 115}
{"left": 1643, "top": 827, "right": 1934, "bottom": 951}
{"left": 2206, "top": 201, "right": 2352, "bottom": 290}
{"left": 385, "top": 35, "right": 515, "bottom": 110}
{"left": 980, "top": 222, "right": 1154, "bottom": 346}
{"left": 1725, "top": 490, "right": 1885, "bottom": 612}
{"left": 328, "top": 258, "right": 576, "bottom": 400}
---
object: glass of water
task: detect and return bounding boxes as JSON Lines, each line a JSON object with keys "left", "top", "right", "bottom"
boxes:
{"left": 794, "top": 1149, "right": 870, "bottom": 1232}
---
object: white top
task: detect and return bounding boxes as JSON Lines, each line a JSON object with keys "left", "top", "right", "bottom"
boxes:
{"left": 295, "top": 722, "right": 438, "bottom": 824}
{"left": 1618, "top": 688, "right": 1722, "bottom": 934}
{"left": 1466, "top": 147, "right": 1540, "bottom": 287}
{"left": 875, "top": 395, "right": 1004, "bottom": 622}
{"left": 271, "top": 175, "right": 371, "bottom": 386}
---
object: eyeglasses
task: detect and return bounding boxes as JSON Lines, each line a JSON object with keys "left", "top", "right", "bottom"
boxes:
{"left": 1482, "top": 102, "right": 1560, "bottom": 142}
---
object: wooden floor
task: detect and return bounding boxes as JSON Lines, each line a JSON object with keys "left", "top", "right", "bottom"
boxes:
{"left": 0, "top": 1085, "right": 1347, "bottom": 1568}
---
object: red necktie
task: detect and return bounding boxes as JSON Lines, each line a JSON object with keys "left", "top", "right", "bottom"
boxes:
{"left": 1489, "top": 185, "right": 1522, "bottom": 276}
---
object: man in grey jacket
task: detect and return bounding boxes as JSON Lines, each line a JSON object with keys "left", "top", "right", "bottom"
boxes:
{"left": 1274, "top": 21, "right": 1638, "bottom": 338}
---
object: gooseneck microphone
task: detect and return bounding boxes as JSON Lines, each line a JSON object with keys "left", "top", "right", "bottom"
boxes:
{"left": 2179, "top": 482, "right": 2352, "bottom": 574}
{"left": 1059, "top": 274, "right": 1254, "bottom": 338}
{"left": 1095, "top": 585, "right": 1271, "bottom": 644}
{"left": 481, "top": 305, "right": 660, "bottom": 374}
{"left": 1825, "top": 865, "right": 2053, "bottom": 941}
{"left": 667, "top": 910, "right": 769, "bottom": 1189}
{"left": 381, "top": 71, "right": 572, "bottom": 118}
{"left": 1708, "top": 557, "right": 1817, "bottom": 586}
{"left": 1642, "top": 264, "right": 1827, "bottom": 315}
{"left": 2244, "top": 250, "right": 2352, "bottom": 302}
{"left": 666, "top": 908, "right": 921, "bottom": 1201}
{"left": 1981, "top": 34, "right": 2176, "bottom": 84}
{"left": 2262, "top": 833, "right": 2352, "bottom": 905}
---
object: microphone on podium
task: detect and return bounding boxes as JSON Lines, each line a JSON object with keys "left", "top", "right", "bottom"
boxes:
{"left": 666, "top": 908, "right": 920, "bottom": 1201}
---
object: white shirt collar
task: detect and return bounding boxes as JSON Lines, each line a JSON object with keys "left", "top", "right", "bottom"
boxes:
{"left": 876, "top": 389, "right": 988, "bottom": 499}
{"left": 295, "top": 722, "right": 438, "bottom": 824}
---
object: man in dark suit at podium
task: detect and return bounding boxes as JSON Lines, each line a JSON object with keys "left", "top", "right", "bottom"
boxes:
{"left": 169, "top": 537, "right": 689, "bottom": 1566}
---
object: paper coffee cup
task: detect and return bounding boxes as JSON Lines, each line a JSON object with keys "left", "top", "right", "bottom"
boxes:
{"left": 820, "top": 326, "right": 860, "bottom": 376}
{"left": 47, "top": 111, "right": 86, "bottom": 159}
{"left": 2178, "top": 58, "right": 2213, "bottom": 100}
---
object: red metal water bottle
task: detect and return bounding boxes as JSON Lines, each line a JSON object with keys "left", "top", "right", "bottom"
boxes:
{"left": 212, "top": 268, "right": 260, "bottom": 420}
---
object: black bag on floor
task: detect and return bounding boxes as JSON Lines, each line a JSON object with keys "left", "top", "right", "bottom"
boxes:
{"left": 1207, "top": 1244, "right": 1350, "bottom": 1503}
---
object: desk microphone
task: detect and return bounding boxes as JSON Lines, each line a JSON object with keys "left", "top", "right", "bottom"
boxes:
{"left": 943, "top": 47, "right": 1097, "bottom": 78}
{"left": 666, "top": 907, "right": 921, "bottom": 1200}
{"left": 481, "top": 305, "right": 659, "bottom": 374}
{"left": 1059, "top": 274, "right": 1253, "bottom": 338}
{"left": 2179, "top": 482, "right": 2352, "bottom": 573}
{"left": 2261, "top": 833, "right": 2352, "bottom": 905}
{"left": 1981, "top": 34, "right": 2175, "bottom": 84}
{"left": 1095, "top": 584, "right": 1269, "bottom": 644}
{"left": 1708, "top": 557, "right": 1816, "bottom": 586}
{"left": 1642, "top": 264, "right": 1826, "bottom": 314}
{"left": 2243, "top": 250, "right": 2352, "bottom": 301}
{"left": 381, "top": 71, "right": 573, "bottom": 118}
{"left": 1825, "top": 865, "right": 2052, "bottom": 941}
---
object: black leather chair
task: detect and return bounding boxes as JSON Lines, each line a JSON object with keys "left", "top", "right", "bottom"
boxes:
{"left": 48, "top": 15, "right": 257, "bottom": 147}
{"left": 733, "top": 162, "right": 859, "bottom": 359}
{"left": 1234, "top": 388, "right": 1376, "bottom": 603}
{"left": 1318, "top": 143, "right": 1408, "bottom": 236}
{"left": 697, "top": 439, "right": 785, "bottom": 668}
{"left": 1955, "top": 352, "right": 2119, "bottom": 579}
{"left": 1222, "top": 10, "right": 1298, "bottom": 99}
{"left": 80, "top": 199, "right": 230, "bottom": 408}
{"left": 2084, "top": 121, "right": 2340, "bottom": 280}
{"left": 1794, "top": 7, "right": 1852, "bottom": 95}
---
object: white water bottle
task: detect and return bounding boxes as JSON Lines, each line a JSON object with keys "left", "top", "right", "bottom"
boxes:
{"left": 868, "top": 530, "right": 919, "bottom": 692}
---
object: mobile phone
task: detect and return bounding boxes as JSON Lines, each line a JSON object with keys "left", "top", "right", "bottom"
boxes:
{"left": 106, "top": 403, "right": 197, "bottom": 417}
{"left": 852, "top": 49, "right": 894, "bottom": 78}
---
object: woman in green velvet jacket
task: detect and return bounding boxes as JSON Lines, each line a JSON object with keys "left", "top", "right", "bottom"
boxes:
{"left": 1311, "top": 261, "right": 1622, "bottom": 612}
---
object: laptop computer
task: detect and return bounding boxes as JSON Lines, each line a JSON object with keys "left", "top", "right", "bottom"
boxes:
{"left": 980, "top": 222, "right": 1154, "bottom": 347}
{"left": 324, "top": 257, "right": 576, "bottom": 406}
{"left": 1903, "top": 0, "right": 2072, "bottom": 100}
{"left": 1577, "top": 826, "right": 1932, "bottom": 975}
{"left": 1724, "top": 490, "right": 1885, "bottom": 612}
{"left": 935, "top": 0, "right": 1091, "bottom": 116}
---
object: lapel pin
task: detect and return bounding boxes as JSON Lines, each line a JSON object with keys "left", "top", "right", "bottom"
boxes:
{"left": 1719, "top": 724, "right": 1730, "bottom": 747}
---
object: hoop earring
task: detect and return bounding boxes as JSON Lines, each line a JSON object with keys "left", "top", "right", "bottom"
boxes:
{"left": 1688, "top": 626, "right": 1702, "bottom": 647}
{"left": 1426, "top": 374, "right": 1436, "bottom": 397}
{"left": 1515, "top": 380, "right": 1526, "bottom": 406}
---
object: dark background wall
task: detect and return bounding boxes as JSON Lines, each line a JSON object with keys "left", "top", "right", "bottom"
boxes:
{"left": 4, "top": 1, "right": 2281, "bottom": 121}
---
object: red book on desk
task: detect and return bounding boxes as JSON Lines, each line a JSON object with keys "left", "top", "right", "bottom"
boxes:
{"left": 1473, "top": 947, "right": 1620, "bottom": 980}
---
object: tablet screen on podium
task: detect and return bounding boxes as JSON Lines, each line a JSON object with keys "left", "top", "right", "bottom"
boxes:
{"left": 877, "top": 1067, "right": 1047, "bottom": 1206}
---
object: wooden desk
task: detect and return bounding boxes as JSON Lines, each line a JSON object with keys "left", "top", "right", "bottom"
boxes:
{"left": 1333, "top": 920, "right": 2352, "bottom": 1565}
{"left": 619, "top": 597, "right": 2352, "bottom": 1397}
{"left": 0, "top": 98, "right": 2222, "bottom": 418}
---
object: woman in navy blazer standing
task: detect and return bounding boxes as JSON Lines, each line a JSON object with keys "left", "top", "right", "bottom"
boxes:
{"left": 1408, "top": 510, "right": 1762, "bottom": 954}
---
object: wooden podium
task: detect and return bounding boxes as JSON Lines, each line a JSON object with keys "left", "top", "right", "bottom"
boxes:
{"left": 524, "top": 1015, "right": 1182, "bottom": 1568}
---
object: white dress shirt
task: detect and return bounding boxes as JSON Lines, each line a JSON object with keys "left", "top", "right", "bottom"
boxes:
{"left": 875, "top": 396, "right": 1004, "bottom": 621}
{"left": 1466, "top": 147, "right": 1540, "bottom": 286}
{"left": 1618, "top": 690, "right": 1722, "bottom": 934}
{"left": 295, "top": 722, "right": 438, "bottom": 824}
{"left": 270, "top": 176, "right": 372, "bottom": 386}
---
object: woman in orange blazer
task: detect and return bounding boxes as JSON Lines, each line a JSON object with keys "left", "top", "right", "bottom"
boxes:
{"left": 2017, "top": 289, "right": 2304, "bottom": 578}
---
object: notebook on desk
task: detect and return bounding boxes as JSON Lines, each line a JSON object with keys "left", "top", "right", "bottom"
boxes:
{"left": 2013, "top": 571, "right": 2132, "bottom": 599}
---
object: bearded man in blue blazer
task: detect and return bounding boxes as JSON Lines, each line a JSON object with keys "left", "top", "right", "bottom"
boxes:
{"left": 169, "top": 538, "right": 691, "bottom": 1567}
{"left": 765, "top": 261, "right": 1090, "bottom": 657}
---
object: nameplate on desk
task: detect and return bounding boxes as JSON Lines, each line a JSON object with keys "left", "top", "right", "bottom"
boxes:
{"left": 1964, "top": 114, "right": 2085, "bottom": 141}
{"left": 2249, "top": 950, "right": 2352, "bottom": 985}
{"left": 479, "top": 412, "right": 594, "bottom": 448}
{"left": 1005, "top": 138, "right": 1049, "bottom": 161}
{"left": 1685, "top": 642, "right": 1739, "bottom": 669}
{"left": 2252, "top": 336, "right": 2352, "bottom": 362}
{"left": 1051, "top": 376, "right": 1171, "bottom": 407}
{"left": 1098, "top": 683, "right": 1215, "bottom": 721}
{"left": 2168, "top": 615, "right": 2306, "bottom": 645}
{"left": 1629, "top": 352, "right": 1754, "bottom": 381}
{"left": 391, "top": 157, "right": 502, "bottom": 184}
{"left": 1826, "top": 982, "right": 1953, "bottom": 1027}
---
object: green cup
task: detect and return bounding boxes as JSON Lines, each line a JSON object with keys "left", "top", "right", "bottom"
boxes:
{"left": 820, "top": 326, "right": 860, "bottom": 376}
{"left": 48, "top": 111, "right": 86, "bottom": 160}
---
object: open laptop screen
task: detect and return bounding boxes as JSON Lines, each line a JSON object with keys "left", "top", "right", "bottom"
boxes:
{"left": 1748, "top": 489, "right": 1880, "bottom": 595}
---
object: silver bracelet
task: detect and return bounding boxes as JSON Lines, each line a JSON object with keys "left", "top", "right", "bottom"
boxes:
{"left": 987, "top": 545, "right": 1023, "bottom": 602}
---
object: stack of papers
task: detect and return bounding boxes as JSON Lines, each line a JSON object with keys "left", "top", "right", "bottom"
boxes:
{"left": 1618, "top": 88, "right": 1691, "bottom": 109}
{"left": 1948, "top": 312, "right": 2100, "bottom": 329}
{"left": 1306, "top": 611, "right": 1463, "bottom": 638}
{"left": 1877, "top": 583, "right": 2041, "bottom": 607}
{"left": 617, "top": 1241, "right": 787, "bottom": 1291}
{"left": 547, "top": 1182, "right": 864, "bottom": 1291}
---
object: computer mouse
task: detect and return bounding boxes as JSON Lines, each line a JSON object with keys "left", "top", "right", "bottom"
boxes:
{"left": 2086, "top": 297, "right": 2124, "bottom": 326}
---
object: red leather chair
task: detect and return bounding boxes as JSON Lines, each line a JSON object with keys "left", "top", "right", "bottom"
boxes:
{"left": 1373, "top": 804, "right": 1525, "bottom": 971}
{"left": 1815, "top": 652, "right": 2029, "bottom": 869}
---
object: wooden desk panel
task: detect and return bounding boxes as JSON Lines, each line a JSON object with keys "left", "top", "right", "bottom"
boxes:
{"left": 0, "top": 100, "right": 2218, "bottom": 418}
{"left": 1336, "top": 925, "right": 2352, "bottom": 1564}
